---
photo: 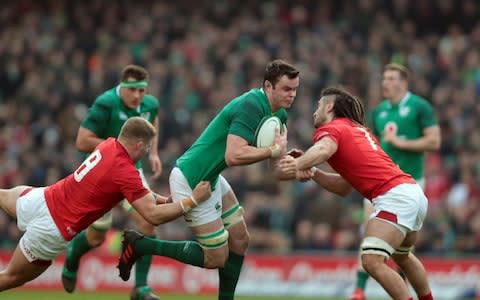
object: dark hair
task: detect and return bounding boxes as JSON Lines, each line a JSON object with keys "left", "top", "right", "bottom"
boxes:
{"left": 321, "top": 87, "right": 366, "bottom": 126}
{"left": 263, "top": 59, "right": 299, "bottom": 88}
{"left": 384, "top": 63, "right": 410, "bottom": 81}
{"left": 120, "top": 65, "right": 149, "bottom": 82}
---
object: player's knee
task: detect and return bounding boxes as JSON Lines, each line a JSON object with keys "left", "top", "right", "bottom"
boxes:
{"left": 360, "top": 236, "right": 394, "bottom": 274}
{"left": 203, "top": 246, "right": 229, "bottom": 269}
{"left": 196, "top": 227, "right": 230, "bottom": 268}
{"left": 392, "top": 246, "right": 412, "bottom": 265}
{"left": 86, "top": 228, "right": 107, "bottom": 248}
{"left": 229, "top": 227, "right": 250, "bottom": 254}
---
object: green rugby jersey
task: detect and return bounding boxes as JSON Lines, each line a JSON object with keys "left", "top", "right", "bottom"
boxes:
{"left": 81, "top": 86, "right": 159, "bottom": 168}
{"left": 177, "top": 88, "right": 288, "bottom": 189}
{"left": 371, "top": 92, "right": 437, "bottom": 180}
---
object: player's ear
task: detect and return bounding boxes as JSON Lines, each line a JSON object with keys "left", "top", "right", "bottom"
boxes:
{"left": 264, "top": 80, "right": 273, "bottom": 92}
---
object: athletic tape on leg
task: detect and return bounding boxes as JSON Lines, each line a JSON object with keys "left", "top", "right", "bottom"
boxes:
{"left": 361, "top": 236, "right": 395, "bottom": 258}
{"left": 197, "top": 227, "right": 229, "bottom": 249}
{"left": 221, "top": 204, "right": 245, "bottom": 229}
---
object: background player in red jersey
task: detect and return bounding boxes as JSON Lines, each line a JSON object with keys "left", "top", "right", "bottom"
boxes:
{"left": 0, "top": 117, "right": 211, "bottom": 292}
{"left": 278, "top": 87, "right": 434, "bottom": 300}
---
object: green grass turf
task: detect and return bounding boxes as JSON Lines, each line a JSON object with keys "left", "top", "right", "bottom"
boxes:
{"left": 1, "top": 291, "right": 344, "bottom": 300}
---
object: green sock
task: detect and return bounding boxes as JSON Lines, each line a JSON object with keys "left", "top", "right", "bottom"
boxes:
{"left": 134, "top": 235, "right": 155, "bottom": 288}
{"left": 218, "top": 252, "right": 244, "bottom": 300}
{"left": 355, "top": 270, "right": 369, "bottom": 290}
{"left": 65, "top": 230, "right": 93, "bottom": 271}
{"left": 135, "top": 237, "right": 204, "bottom": 267}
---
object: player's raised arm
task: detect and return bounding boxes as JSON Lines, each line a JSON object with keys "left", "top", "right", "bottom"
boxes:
{"left": 131, "top": 181, "right": 211, "bottom": 226}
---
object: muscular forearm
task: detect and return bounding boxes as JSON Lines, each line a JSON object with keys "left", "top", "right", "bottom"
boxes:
{"left": 226, "top": 145, "right": 273, "bottom": 166}
{"left": 141, "top": 196, "right": 197, "bottom": 226}
{"left": 311, "top": 168, "right": 352, "bottom": 196}
{"left": 150, "top": 117, "right": 160, "bottom": 156}
{"left": 296, "top": 143, "right": 331, "bottom": 170}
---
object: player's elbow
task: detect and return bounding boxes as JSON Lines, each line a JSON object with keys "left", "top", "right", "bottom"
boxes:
{"left": 75, "top": 139, "right": 90, "bottom": 153}
{"left": 225, "top": 153, "right": 240, "bottom": 166}
{"left": 338, "top": 185, "right": 353, "bottom": 197}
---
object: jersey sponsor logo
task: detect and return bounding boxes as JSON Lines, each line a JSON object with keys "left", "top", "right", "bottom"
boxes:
{"left": 215, "top": 202, "right": 221, "bottom": 211}
{"left": 119, "top": 111, "right": 128, "bottom": 120}
{"left": 399, "top": 106, "right": 410, "bottom": 117}
{"left": 379, "top": 111, "right": 388, "bottom": 118}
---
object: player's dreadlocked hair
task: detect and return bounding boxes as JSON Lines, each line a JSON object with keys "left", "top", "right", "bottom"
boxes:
{"left": 321, "top": 87, "right": 367, "bottom": 127}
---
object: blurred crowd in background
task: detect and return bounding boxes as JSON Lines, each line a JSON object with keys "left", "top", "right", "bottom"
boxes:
{"left": 0, "top": 0, "right": 479, "bottom": 256}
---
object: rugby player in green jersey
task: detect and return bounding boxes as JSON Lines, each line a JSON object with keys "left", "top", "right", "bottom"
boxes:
{"left": 350, "top": 63, "right": 441, "bottom": 300}
{"left": 62, "top": 65, "right": 163, "bottom": 300}
{"left": 117, "top": 60, "right": 301, "bottom": 300}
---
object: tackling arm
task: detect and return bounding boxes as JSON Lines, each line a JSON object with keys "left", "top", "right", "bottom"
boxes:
{"left": 131, "top": 181, "right": 211, "bottom": 226}
{"left": 311, "top": 167, "right": 352, "bottom": 197}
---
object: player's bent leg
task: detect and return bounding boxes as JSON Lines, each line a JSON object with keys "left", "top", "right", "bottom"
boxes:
{"left": 392, "top": 232, "right": 433, "bottom": 300}
{"left": 361, "top": 218, "right": 410, "bottom": 300}
{"left": 0, "top": 245, "right": 51, "bottom": 291}
{"left": 350, "top": 199, "right": 374, "bottom": 300}
{"left": 130, "top": 209, "right": 158, "bottom": 300}
{"left": 62, "top": 213, "right": 111, "bottom": 293}
{"left": 0, "top": 186, "right": 32, "bottom": 218}
{"left": 217, "top": 188, "right": 249, "bottom": 300}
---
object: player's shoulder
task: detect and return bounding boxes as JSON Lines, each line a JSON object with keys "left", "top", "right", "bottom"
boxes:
{"left": 142, "top": 94, "right": 160, "bottom": 108}
{"left": 94, "top": 88, "right": 118, "bottom": 107}
{"left": 374, "top": 99, "right": 391, "bottom": 111}
{"left": 408, "top": 93, "right": 432, "bottom": 107}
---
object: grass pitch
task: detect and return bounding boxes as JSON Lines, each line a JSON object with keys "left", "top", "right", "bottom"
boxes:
{"left": 1, "top": 291, "right": 343, "bottom": 300}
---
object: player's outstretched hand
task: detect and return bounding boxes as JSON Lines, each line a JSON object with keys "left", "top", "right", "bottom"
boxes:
{"left": 192, "top": 181, "right": 211, "bottom": 204}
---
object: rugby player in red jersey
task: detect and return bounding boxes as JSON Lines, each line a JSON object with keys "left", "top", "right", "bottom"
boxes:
{"left": 0, "top": 117, "right": 211, "bottom": 292}
{"left": 279, "top": 87, "right": 434, "bottom": 300}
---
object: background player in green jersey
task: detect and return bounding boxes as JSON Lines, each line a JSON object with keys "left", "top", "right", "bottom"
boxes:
{"left": 62, "top": 65, "right": 163, "bottom": 300}
{"left": 350, "top": 63, "right": 441, "bottom": 300}
{"left": 117, "top": 60, "right": 301, "bottom": 300}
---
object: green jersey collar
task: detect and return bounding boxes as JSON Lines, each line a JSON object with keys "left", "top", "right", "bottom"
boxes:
{"left": 387, "top": 91, "right": 411, "bottom": 108}
{"left": 259, "top": 88, "right": 281, "bottom": 116}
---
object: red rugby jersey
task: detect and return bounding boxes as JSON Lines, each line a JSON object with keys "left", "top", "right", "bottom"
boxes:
{"left": 45, "top": 138, "right": 149, "bottom": 240}
{"left": 313, "top": 118, "right": 415, "bottom": 200}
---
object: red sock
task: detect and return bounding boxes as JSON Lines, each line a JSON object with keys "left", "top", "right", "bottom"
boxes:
{"left": 407, "top": 297, "right": 413, "bottom": 300}
{"left": 419, "top": 292, "right": 433, "bottom": 300}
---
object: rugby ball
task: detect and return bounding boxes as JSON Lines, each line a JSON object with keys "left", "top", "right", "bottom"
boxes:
{"left": 255, "top": 116, "right": 283, "bottom": 148}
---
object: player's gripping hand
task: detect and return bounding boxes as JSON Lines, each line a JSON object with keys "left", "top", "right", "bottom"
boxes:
{"left": 191, "top": 181, "right": 212, "bottom": 204}
{"left": 271, "top": 127, "right": 288, "bottom": 158}
{"left": 296, "top": 167, "right": 315, "bottom": 182}
{"left": 278, "top": 154, "right": 297, "bottom": 177}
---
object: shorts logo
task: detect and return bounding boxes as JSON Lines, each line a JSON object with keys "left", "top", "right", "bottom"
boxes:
{"left": 20, "top": 239, "right": 37, "bottom": 261}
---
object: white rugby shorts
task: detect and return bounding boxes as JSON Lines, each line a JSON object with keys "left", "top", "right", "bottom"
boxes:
{"left": 370, "top": 183, "right": 428, "bottom": 234}
{"left": 16, "top": 187, "right": 68, "bottom": 262}
{"left": 169, "top": 167, "right": 231, "bottom": 227}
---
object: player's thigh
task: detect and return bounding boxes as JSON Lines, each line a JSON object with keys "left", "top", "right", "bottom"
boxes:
{"left": 364, "top": 218, "right": 405, "bottom": 250}
{"left": 1, "top": 245, "right": 50, "bottom": 288}
{"left": 89, "top": 210, "right": 113, "bottom": 233}
{"left": 219, "top": 179, "right": 248, "bottom": 252}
